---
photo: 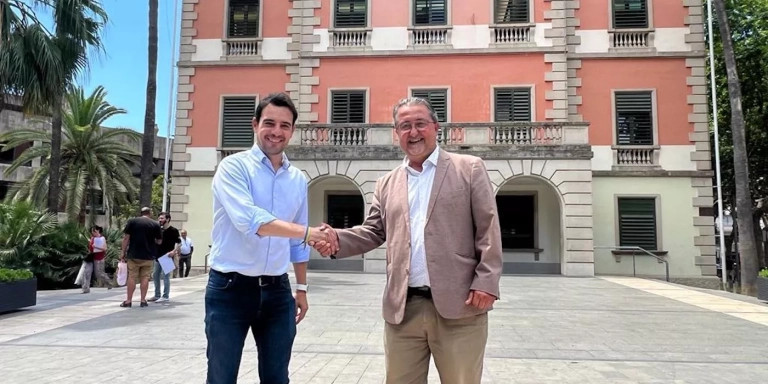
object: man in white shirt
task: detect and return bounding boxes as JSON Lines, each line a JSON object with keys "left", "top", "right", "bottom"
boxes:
{"left": 178, "top": 229, "right": 193, "bottom": 278}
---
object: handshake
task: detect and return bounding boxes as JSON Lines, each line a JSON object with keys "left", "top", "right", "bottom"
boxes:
{"left": 306, "top": 224, "right": 339, "bottom": 257}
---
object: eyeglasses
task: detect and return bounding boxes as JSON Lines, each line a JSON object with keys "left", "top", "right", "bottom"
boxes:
{"left": 395, "top": 120, "right": 435, "bottom": 132}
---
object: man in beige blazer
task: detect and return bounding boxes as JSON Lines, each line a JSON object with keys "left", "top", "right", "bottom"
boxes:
{"left": 315, "top": 97, "right": 502, "bottom": 384}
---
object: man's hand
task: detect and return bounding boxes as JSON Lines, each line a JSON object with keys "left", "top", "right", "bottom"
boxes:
{"left": 309, "top": 223, "right": 339, "bottom": 257}
{"left": 465, "top": 290, "right": 496, "bottom": 310}
{"left": 295, "top": 291, "right": 308, "bottom": 324}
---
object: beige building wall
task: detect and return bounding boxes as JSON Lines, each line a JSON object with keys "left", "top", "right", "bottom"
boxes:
{"left": 592, "top": 177, "right": 701, "bottom": 277}
{"left": 185, "top": 176, "right": 214, "bottom": 268}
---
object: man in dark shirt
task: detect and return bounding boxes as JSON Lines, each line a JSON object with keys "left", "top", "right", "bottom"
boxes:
{"left": 148, "top": 212, "right": 181, "bottom": 303}
{"left": 120, "top": 207, "right": 163, "bottom": 308}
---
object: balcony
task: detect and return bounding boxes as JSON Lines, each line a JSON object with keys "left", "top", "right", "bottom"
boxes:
{"left": 609, "top": 29, "right": 654, "bottom": 51}
{"left": 490, "top": 24, "right": 534, "bottom": 46}
{"left": 613, "top": 145, "right": 660, "bottom": 168}
{"left": 223, "top": 38, "right": 261, "bottom": 58}
{"left": 218, "top": 122, "right": 591, "bottom": 161}
{"left": 329, "top": 28, "right": 371, "bottom": 49}
{"left": 408, "top": 26, "right": 452, "bottom": 47}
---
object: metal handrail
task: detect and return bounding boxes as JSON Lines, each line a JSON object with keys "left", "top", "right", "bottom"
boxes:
{"left": 595, "top": 245, "right": 669, "bottom": 282}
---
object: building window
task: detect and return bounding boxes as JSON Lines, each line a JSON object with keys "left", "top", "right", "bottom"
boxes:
{"left": 228, "top": 0, "right": 260, "bottom": 38}
{"left": 331, "top": 91, "right": 366, "bottom": 123}
{"left": 85, "top": 189, "right": 106, "bottom": 215}
{"left": 0, "top": 141, "right": 32, "bottom": 166}
{"left": 494, "top": 0, "right": 530, "bottom": 24}
{"left": 618, "top": 197, "right": 658, "bottom": 251}
{"left": 615, "top": 91, "right": 653, "bottom": 145}
{"left": 221, "top": 97, "right": 256, "bottom": 148}
{"left": 0, "top": 181, "right": 11, "bottom": 200}
{"left": 414, "top": 0, "right": 447, "bottom": 26}
{"left": 497, "top": 195, "right": 535, "bottom": 249}
{"left": 612, "top": 0, "right": 648, "bottom": 29}
{"left": 335, "top": 0, "right": 367, "bottom": 28}
{"left": 411, "top": 89, "right": 448, "bottom": 122}
{"left": 494, "top": 88, "right": 532, "bottom": 122}
{"left": 327, "top": 194, "right": 364, "bottom": 229}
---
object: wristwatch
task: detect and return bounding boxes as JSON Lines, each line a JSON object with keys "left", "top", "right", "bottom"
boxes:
{"left": 295, "top": 284, "right": 308, "bottom": 292}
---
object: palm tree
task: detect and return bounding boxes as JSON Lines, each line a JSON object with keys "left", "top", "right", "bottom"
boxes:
{"left": 713, "top": 0, "right": 760, "bottom": 295}
{"left": 139, "top": 0, "right": 159, "bottom": 208}
{"left": 0, "top": 86, "right": 142, "bottom": 226}
{"left": 0, "top": 200, "right": 58, "bottom": 277}
{"left": 0, "top": 0, "right": 107, "bottom": 213}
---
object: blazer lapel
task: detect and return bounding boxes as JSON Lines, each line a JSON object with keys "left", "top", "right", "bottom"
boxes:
{"left": 425, "top": 150, "right": 450, "bottom": 225}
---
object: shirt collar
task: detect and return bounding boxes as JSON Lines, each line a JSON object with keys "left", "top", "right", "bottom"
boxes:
{"left": 251, "top": 144, "right": 291, "bottom": 169}
{"left": 403, "top": 145, "right": 440, "bottom": 171}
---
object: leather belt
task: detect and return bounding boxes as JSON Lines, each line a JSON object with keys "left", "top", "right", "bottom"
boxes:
{"left": 211, "top": 269, "right": 286, "bottom": 287}
{"left": 407, "top": 286, "right": 432, "bottom": 299}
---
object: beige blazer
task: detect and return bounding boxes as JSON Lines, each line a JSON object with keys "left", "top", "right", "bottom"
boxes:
{"left": 334, "top": 149, "right": 502, "bottom": 324}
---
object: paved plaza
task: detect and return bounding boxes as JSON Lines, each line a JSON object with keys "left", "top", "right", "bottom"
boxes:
{"left": 2, "top": 273, "right": 768, "bottom": 383}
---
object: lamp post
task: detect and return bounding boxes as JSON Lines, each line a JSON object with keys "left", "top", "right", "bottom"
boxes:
{"left": 161, "top": 0, "right": 181, "bottom": 212}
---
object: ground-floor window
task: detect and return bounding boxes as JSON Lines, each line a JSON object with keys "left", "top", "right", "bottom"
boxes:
{"left": 496, "top": 194, "right": 535, "bottom": 250}
{"left": 617, "top": 197, "right": 658, "bottom": 251}
{"left": 327, "top": 194, "right": 364, "bottom": 229}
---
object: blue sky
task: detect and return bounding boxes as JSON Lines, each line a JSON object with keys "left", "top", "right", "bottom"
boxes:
{"left": 76, "top": 0, "right": 180, "bottom": 137}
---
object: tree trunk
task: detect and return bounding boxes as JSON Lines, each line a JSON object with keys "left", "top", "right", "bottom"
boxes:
{"left": 47, "top": 102, "right": 62, "bottom": 213}
{"left": 139, "top": 0, "right": 159, "bottom": 209}
{"left": 714, "top": 0, "right": 760, "bottom": 296}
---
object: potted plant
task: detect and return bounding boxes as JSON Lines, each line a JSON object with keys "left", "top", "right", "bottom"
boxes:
{"left": 758, "top": 268, "right": 768, "bottom": 302}
{"left": 0, "top": 268, "right": 37, "bottom": 313}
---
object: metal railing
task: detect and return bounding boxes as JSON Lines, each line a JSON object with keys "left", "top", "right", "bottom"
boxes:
{"left": 595, "top": 245, "right": 669, "bottom": 282}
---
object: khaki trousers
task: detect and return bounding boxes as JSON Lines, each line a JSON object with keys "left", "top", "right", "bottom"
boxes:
{"left": 384, "top": 296, "right": 488, "bottom": 384}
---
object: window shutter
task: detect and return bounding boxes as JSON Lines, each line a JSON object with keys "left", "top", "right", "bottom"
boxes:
{"left": 618, "top": 198, "right": 657, "bottom": 251}
{"left": 335, "top": 0, "right": 367, "bottom": 28}
{"left": 612, "top": 0, "right": 648, "bottom": 29}
{"left": 495, "top": 0, "right": 530, "bottom": 24}
{"left": 228, "top": 0, "right": 260, "bottom": 37}
{"left": 411, "top": 89, "right": 448, "bottom": 122}
{"left": 494, "top": 88, "right": 531, "bottom": 122}
{"left": 331, "top": 91, "right": 366, "bottom": 123}
{"left": 615, "top": 91, "right": 653, "bottom": 145}
{"left": 221, "top": 97, "right": 256, "bottom": 148}
{"left": 414, "top": 0, "right": 447, "bottom": 25}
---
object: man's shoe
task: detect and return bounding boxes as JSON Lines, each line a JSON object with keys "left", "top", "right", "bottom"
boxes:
{"left": 156, "top": 297, "right": 169, "bottom": 303}
{"left": 140, "top": 301, "right": 149, "bottom": 307}
{"left": 119, "top": 301, "right": 131, "bottom": 308}
{"left": 81, "top": 289, "right": 90, "bottom": 294}
{"left": 147, "top": 296, "right": 160, "bottom": 302}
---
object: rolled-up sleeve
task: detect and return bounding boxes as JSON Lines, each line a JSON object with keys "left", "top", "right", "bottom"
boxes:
{"left": 212, "top": 158, "right": 277, "bottom": 237}
{"left": 289, "top": 181, "right": 310, "bottom": 263}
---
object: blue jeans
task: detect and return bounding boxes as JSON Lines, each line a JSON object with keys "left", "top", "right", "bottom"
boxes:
{"left": 205, "top": 270, "right": 296, "bottom": 384}
{"left": 152, "top": 260, "right": 170, "bottom": 299}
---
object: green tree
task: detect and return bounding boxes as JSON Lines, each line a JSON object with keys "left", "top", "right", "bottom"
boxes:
{"left": 710, "top": 0, "right": 768, "bottom": 292}
{"left": 0, "top": 0, "right": 107, "bottom": 213}
{"left": 0, "top": 86, "right": 142, "bottom": 226}
{"left": 139, "top": 0, "right": 159, "bottom": 208}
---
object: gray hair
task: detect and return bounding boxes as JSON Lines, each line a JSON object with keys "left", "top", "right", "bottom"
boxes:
{"left": 391, "top": 97, "right": 439, "bottom": 125}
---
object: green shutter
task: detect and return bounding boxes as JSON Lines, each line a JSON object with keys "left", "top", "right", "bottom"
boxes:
{"left": 615, "top": 91, "right": 653, "bottom": 145}
{"left": 494, "top": 88, "right": 531, "bottom": 122}
{"left": 618, "top": 198, "right": 657, "bottom": 251}
{"left": 221, "top": 97, "right": 255, "bottom": 148}
{"left": 335, "top": 0, "right": 367, "bottom": 28}
{"left": 331, "top": 91, "right": 366, "bottom": 123}
{"left": 414, "top": 0, "right": 447, "bottom": 25}
{"left": 495, "top": 0, "right": 530, "bottom": 24}
{"left": 411, "top": 89, "right": 448, "bottom": 122}
{"left": 228, "top": 0, "right": 260, "bottom": 37}
{"left": 612, "top": 0, "right": 648, "bottom": 29}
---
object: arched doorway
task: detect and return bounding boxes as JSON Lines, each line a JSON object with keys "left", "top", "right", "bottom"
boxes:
{"left": 496, "top": 175, "right": 564, "bottom": 274}
{"left": 307, "top": 175, "right": 365, "bottom": 272}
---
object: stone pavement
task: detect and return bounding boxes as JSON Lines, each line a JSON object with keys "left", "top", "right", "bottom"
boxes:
{"left": 2, "top": 273, "right": 768, "bottom": 384}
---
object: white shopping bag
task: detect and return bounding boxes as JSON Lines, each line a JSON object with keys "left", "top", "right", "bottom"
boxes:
{"left": 158, "top": 255, "right": 176, "bottom": 275}
{"left": 116, "top": 261, "right": 128, "bottom": 286}
{"left": 74, "top": 261, "right": 87, "bottom": 286}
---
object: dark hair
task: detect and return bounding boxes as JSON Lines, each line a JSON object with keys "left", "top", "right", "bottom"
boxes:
{"left": 159, "top": 212, "right": 171, "bottom": 220}
{"left": 254, "top": 93, "right": 298, "bottom": 125}
{"left": 91, "top": 225, "right": 103, "bottom": 233}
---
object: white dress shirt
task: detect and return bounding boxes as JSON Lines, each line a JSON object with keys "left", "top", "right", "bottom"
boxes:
{"left": 404, "top": 146, "right": 440, "bottom": 287}
{"left": 179, "top": 237, "right": 193, "bottom": 255}
{"left": 209, "top": 145, "right": 310, "bottom": 276}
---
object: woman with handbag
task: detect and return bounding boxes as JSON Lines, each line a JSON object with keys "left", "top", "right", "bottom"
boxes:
{"left": 82, "top": 225, "right": 113, "bottom": 293}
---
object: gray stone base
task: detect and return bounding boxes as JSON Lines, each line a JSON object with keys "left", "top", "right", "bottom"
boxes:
{"left": 309, "top": 259, "right": 364, "bottom": 272}
{"left": 503, "top": 262, "right": 561, "bottom": 275}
